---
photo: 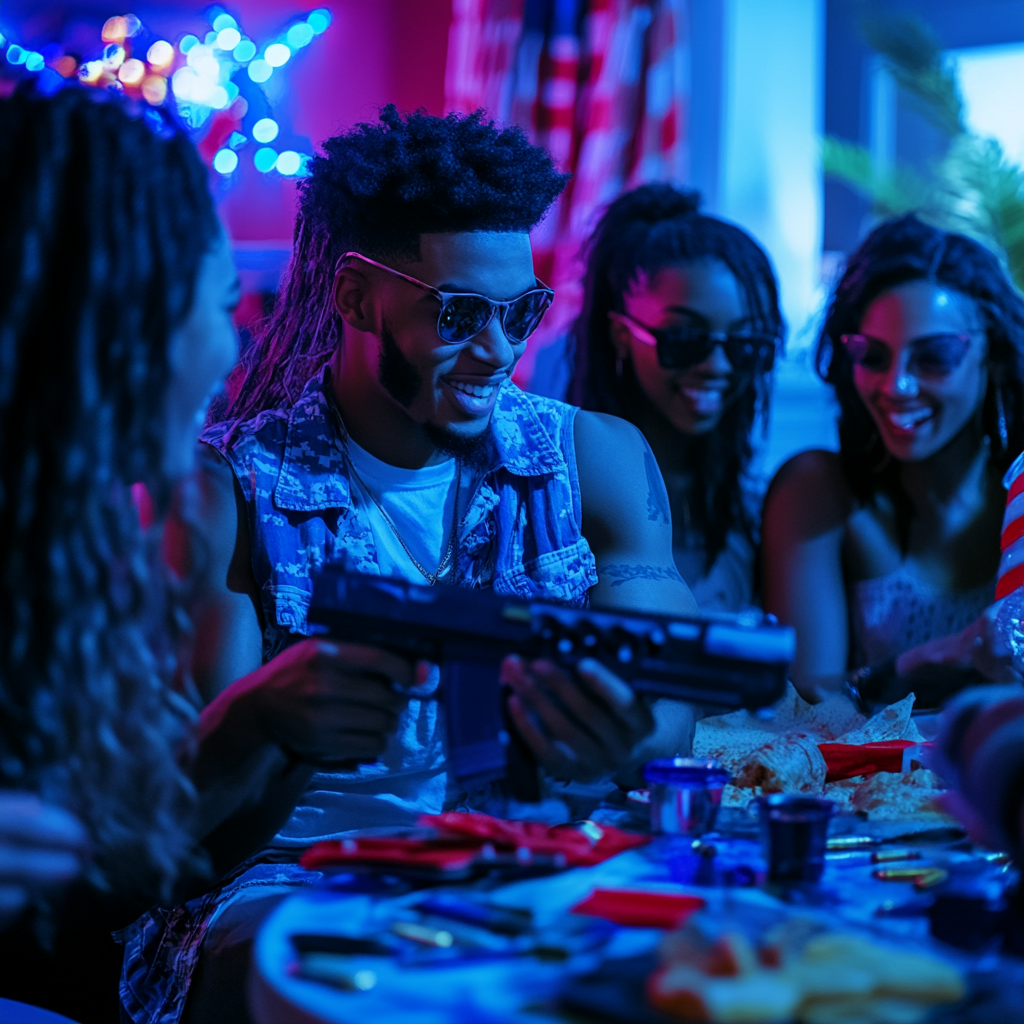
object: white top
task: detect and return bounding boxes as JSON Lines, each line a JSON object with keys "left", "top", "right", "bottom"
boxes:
{"left": 346, "top": 436, "right": 463, "bottom": 583}
{"left": 271, "top": 442, "right": 472, "bottom": 846}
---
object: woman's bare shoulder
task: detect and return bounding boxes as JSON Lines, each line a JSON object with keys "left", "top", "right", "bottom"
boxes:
{"left": 764, "top": 449, "right": 854, "bottom": 537}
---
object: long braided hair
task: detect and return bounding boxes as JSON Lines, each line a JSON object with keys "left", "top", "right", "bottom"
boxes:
{"left": 818, "top": 215, "right": 1024, "bottom": 547}
{"left": 216, "top": 105, "right": 569, "bottom": 425}
{"left": 569, "top": 184, "right": 783, "bottom": 571}
{"left": 0, "top": 87, "right": 218, "bottom": 910}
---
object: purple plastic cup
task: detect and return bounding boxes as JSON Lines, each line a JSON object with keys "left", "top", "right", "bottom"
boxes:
{"left": 756, "top": 794, "right": 835, "bottom": 884}
{"left": 643, "top": 758, "right": 730, "bottom": 836}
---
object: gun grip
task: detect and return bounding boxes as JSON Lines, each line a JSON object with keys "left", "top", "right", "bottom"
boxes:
{"left": 503, "top": 694, "right": 542, "bottom": 803}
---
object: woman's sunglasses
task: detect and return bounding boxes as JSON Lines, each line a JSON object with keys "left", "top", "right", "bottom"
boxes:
{"left": 840, "top": 331, "right": 982, "bottom": 378}
{"left": 341, "top": 252, "right": 554, "bottom": 345}
{"left": 618, "top": 314, "right": 778, "bottom": 372}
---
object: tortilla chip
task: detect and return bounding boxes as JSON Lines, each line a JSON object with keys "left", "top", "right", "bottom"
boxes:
{"left": 836, "top": 694, "right": 916, "bottom": 745}
{"left": 850, "top": 769, "right": 956, "bottom": 823}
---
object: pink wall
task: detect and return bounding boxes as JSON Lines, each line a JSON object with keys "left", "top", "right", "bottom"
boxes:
{"left": 220, "top": 0, "right": 452, "bottom": 243}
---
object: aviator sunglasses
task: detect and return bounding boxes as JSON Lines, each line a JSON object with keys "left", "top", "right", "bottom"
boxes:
{"left": 840, "top": 330, "right": 984, "bottom": 378}
{"left": 341, "top": 251, "right": 554, "bottom": 345}
{"left": 616, "top": 314, "right": 778, "bottom": 372}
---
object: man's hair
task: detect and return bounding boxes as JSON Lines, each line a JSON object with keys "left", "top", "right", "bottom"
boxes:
{"left": 568, "top": 183, "right": 783, "bottom": 573}
{"left": 817, "top": 214, "right": 1024, "bottom": 548}
{"left": 0, "top": 86, "right": 217, "bottom": 909}
{"left": 219, "top": 105, "right": 569, "bottom": 423}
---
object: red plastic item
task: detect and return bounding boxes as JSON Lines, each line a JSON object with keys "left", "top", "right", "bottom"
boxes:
{"left": 818, "top": 739, "right": 918, "bottom": 783}
{"left": 300, "top": 811, "right": 649, "bottom": 873}
{"left": 572, "top": 889, "right": 705, "bottom": 929}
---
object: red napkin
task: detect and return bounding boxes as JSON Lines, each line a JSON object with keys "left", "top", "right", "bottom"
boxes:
{"left": 420, "top": 811, "right": 649, "bottom": 867}
{"left": 818, "top": 739, "right": 918, "bottom": 783}
{"left": 572, "top": 889, "right": 705, "bottom": 929}
{"left": 300, "top": 812, "right": 648, "bottom": 873}
{"left": 301, "top": 837, "right": 483, "bottom": 872}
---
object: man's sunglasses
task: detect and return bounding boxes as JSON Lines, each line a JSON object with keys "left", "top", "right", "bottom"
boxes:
{"left": 617, "top": 314, "right": 778, "bottom": 372}
{"left": 840, "top": 331, "right": 983, "bottom": 378}
{"left": 341, "top": 251, "right": 554, "bottom": 345}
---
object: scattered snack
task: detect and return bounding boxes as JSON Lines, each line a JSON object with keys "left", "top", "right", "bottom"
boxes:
{"left": 692, "top": 687, "right": 956, "bottom": 822}
{"left": 647, "top": 913, "right": 965, "bottom": 1024}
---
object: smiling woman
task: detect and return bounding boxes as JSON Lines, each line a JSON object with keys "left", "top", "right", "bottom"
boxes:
{"left": 569, "top": 184, "right": 783, "bottom": 612}
{"left": 763, "top": 215, "right": 1024, "bottom": 700}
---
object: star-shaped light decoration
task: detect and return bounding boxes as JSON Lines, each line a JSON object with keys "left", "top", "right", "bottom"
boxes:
{"left": 1, "top": 6, "right": 331, "bottom": 182}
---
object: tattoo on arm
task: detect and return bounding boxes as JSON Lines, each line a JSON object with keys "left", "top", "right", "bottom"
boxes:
{"left": 600, "top": 563, "right": 686, "bottom": 588}
{"left": 643, "top": 446, "right": 671, "bottom": 524}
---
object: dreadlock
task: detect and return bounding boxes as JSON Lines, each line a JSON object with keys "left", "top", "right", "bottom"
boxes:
{"left": 0, "top": 86, "right": 218, "bottom": 910}
{"left": 568, "top": 183, "right": 783, "bottom": 571}
{"left": 218, "top": 105, "right": 569, "bottom": 424}
{"left": 818, "top": 214, "right": 1024, "bottom": 549}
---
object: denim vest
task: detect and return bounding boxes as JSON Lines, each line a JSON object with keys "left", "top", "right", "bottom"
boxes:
{"left": 202, "top": 368, "right": 598, "bottom": 658}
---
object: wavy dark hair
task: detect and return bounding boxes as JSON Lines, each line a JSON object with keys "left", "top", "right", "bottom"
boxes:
{"left": 568, "top": 183, "right": 783, "bottom": 570}
{"left": 217, "top": 104, "right": 569, "bottom": 425}
{"left": 817, "top": 215, "right": 1024, "bottom": 544}
{"left": 0, "top": 87, "right": 218, "bottom": 909}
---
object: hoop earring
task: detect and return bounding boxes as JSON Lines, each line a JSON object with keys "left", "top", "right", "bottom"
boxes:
{"left": 996, "top": 385, "right": 1009, "bottom": 452}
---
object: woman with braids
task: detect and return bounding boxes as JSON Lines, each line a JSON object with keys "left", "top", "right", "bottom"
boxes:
{"left": 764, "top": 215, "right": 1024, "bottom": 703}
{"left": 0, "top": 87, "right": 379, "bottom": 1022}
{"left": 569, "top": 184, "right": 782, "bottom": 611}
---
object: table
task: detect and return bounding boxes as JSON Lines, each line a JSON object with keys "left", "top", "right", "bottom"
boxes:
{"left": 248, "top": 810, "right": 1023, "bottom": 1024}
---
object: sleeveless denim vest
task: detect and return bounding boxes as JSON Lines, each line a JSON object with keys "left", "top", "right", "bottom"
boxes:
{"left": 202, "top": 367, "right": 598, "bottom": 654}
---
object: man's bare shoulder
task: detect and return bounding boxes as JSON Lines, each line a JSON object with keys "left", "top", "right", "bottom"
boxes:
{"left": 574, "top": 408, "right": 648, "bottom": 483}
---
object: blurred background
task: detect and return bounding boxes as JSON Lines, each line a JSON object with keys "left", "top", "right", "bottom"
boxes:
{"left": 2, "top": 0, "right": 1023, "bottom": 476}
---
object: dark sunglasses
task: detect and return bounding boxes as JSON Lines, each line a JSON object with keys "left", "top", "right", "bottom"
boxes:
{"left": 840, "top": 331, "right": 982, "bottom": 378}
{"left": 618, "top": 315, "right": 778, "bottom": 372}
{"left": 341, "top": 251, "right": 554, "bottom": 345}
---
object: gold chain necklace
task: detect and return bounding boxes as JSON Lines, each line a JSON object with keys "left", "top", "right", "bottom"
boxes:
{"left": 346, "top": 449, "right": 462, "bottom": 586}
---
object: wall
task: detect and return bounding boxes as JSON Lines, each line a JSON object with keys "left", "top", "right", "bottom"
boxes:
{"left": 218, "top": 0, "right": 452, "bottom": 245}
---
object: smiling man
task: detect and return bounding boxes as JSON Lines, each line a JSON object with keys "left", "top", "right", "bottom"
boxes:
{"left": 132, "top": 108, "right": 698, "bottom": 1023}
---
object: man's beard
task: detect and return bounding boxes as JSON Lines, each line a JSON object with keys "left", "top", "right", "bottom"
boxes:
{"left": 378, "top": 321, "right": 491, "bottom": 465}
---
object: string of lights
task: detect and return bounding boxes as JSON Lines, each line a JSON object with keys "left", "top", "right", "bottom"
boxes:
{"left": 0, "top": 6, "right": 332, "bottom": 181}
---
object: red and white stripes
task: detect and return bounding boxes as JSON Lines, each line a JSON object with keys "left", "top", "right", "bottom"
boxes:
{"left": 997, "top": 451, "right": 1024, "bottom": 599}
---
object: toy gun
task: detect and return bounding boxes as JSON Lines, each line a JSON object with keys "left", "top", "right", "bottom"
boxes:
{"left": 308, "top": 567, "right": 794, "bottom": 800}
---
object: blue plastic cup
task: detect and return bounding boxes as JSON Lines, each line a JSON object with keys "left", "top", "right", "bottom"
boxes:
{"left": 756, "top": 794, "right": 835, "bottom": 884}
{"left": 643, "top": 758, "right": 730, "bottom": 836}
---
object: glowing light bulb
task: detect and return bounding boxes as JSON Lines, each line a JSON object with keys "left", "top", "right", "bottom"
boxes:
{"left": 287, "top": 23, "right": 315, "bottom": 49}
{"left": 79, "top": 60, "right": 104, "bottom": 83}
{"left": 216, "top": 28, "right": 241, "bottom": 52}
{"left": 124, "top": 14, "right": 142, "bottom": 38}
{"left": 101, "top": 16, "right": 128, "bottom": 44}
{"left": 276, "top": 151, "right": 301, "bottom": 176}
{"left": 6, "top": 45, "right": 27, "bottom": 65}
{"left": 254, "top": 147, "right": 278, "bottom": 173}
{"left": 25, "top": 52, "right": 45, "bottom": 72}
{"left": 212, "top": 14, "right": 238, "bottom": 33}
{"left": 179, "top": 35, "right": 199, "bottom": 54}
{"left": 147, "top": 40, "right": 174, "bottom": 68}
{"left": 308, "top": 10, "right": 332, "bottom": 34}
{"left": 142, "top": 75, "right": 168, "bottom": 105}
{"left": 252, "top": 118, "right": 279, "bottom": 143}
{"left": 247, "top": 58, "right": 272, "bottom": 83}
{"left": 210, "top": 85, "right": 229, "bottom": 109}
{"left": 233, "top": 39, "right": 256, "bottom": 63}
{"left": 118, "top": 58, "right": 145, "bottom": 85}
{"left": 264, "top": 44, "right": 290, "bottom": 68}
{"left": 213, "top": 149, "right": 239, "bottom": 174}
{"left": 102, "top": 43, "right": 126, "bottom": 69}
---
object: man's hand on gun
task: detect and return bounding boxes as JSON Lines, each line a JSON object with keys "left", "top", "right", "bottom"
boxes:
{"left": 502, "top": 655, "right": 655, "bottom": 783}
{"left": 229, "top": 639, "right": 413, "bottom": 767}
